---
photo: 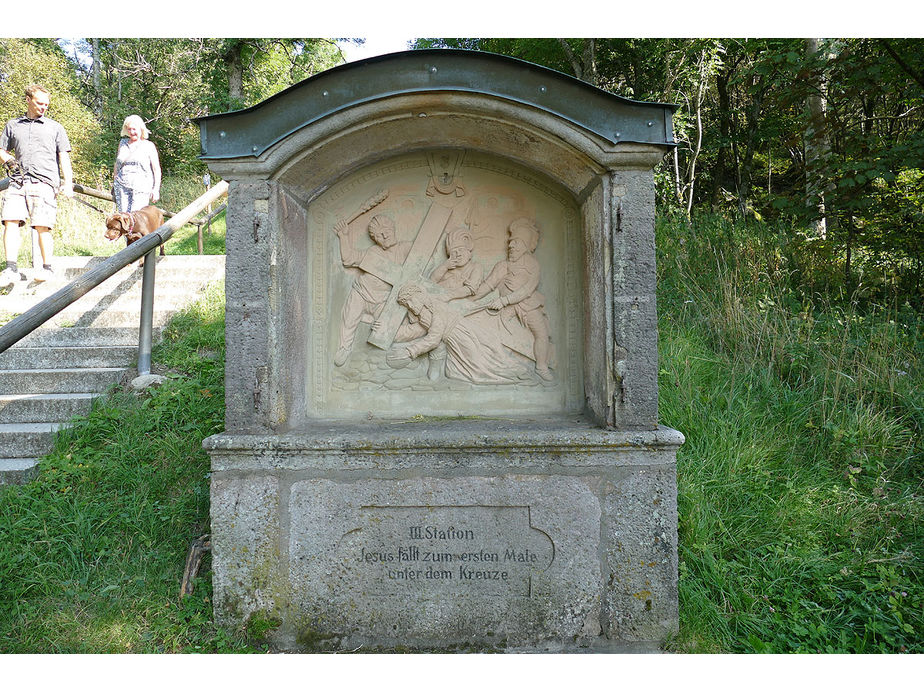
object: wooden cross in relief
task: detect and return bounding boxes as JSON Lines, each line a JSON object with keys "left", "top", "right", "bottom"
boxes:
{"left": 363, "top": 152, "right": 466, "bottom": 350}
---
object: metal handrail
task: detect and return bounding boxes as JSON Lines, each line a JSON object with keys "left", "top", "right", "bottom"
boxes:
{"left": 0, "top": 181, "right": 229, "bottom": 374}
{"left": 72, "top": 182, "right": 218, "bottom": 227}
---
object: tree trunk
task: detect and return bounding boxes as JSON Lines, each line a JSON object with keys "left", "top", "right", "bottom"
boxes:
{"left": 114, "top": 40, "right": 122, "bottom": 102}
{"left": 736, "top": 74, "right": 766, "bottom": 218}
{"left": 711, "top": 62, "right": 733, "bottom": 208}
{"left": 225, "top": 42, "right": 244, "bottom": 106}
{"left": 558, "top": 38, "right": 597, "bottom": 85}
{"left": 673, "top": 148, "right": 682, "bottom": 207}
{"left": 685, "top": 50, "right": 709, "bottom": 220}
{"left": 845, "top": 215, "right": 855, "bottom": 285}
{"left": 91, "top": 38, "right": 102, "bottom": 117}
{"left": 804, "top": 38, "right": 831, "bottom": 239}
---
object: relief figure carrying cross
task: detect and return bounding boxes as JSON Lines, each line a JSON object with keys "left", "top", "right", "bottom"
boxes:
{"left": 333, "top": 170, "right": 465, "bottom": 367}
{"left": 332, "top": 213, "right": 412, "bottom": 366}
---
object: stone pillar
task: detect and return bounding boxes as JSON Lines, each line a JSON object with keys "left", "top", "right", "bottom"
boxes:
{"left": 581, "top": 161, "right": 661, "bottom": 431}
{"left": 608, "top": 165, "right": 660, "bottom": 430}
{"left": 223, "top": 180, "right": 272, "bottom": 432}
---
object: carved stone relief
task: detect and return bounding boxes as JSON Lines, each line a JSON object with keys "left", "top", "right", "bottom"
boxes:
{"left": 308, "top": 150, "right": 582, "bottom": 418}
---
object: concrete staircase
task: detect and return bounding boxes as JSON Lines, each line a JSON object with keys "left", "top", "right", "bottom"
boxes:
{"left": 0, "top": 255, "right": 225, "bottom": 485}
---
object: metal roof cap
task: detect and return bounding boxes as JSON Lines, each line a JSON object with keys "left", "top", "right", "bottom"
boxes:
{"left": 197, "top": 49, "right": 677, "bottom": 161}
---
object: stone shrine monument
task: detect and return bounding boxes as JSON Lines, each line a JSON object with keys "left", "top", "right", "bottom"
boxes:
{"left": 199, "top": 50, "right": 683, "bottom": 652}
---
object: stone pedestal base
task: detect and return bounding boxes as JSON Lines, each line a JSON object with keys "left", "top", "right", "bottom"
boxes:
{"left": 204, "top": 419, "right": 682, "bottom": 652}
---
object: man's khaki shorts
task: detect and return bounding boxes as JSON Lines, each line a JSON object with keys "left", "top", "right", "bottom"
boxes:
{"left": 2, "top": 180, "right": 58, "bottom": 229}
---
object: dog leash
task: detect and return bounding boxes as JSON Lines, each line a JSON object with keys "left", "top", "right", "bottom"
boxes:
{"left": 4, "top": 160, "right": 26, "bottom": 187}
{"left": 74, "top": 196, "right": 109, "bottom": 215}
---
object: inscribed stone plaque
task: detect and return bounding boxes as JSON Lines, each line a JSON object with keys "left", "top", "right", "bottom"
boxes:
{"left": 288, "top": 476, "right": 602, "bottom": 641}
{"left": 339, "top": 505, "right": 554, "bottom": 597}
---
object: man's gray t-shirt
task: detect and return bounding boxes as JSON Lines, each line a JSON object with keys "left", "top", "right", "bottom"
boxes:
{"left": 0, "top": 115, "right": 71, "bottom": 187}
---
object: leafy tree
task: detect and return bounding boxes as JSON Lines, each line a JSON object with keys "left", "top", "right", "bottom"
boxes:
{"left": 413, "top": 38, "right": 577, "bottom": 77}
{"left": 205, "top": 39, "right": 343, "bottom": 112}
{"left": 804, "top": 38, "right": 833, "bottom": 237}
{"left": 65, "top": 38, "right": 345, "bottom": 175}
{"left": 822, "top": 39, "right": 924, "bottom": 288}
{"left": 0, "top": 38, "right": 104, "bottom": 184}
{"left": 416, "top": 37, "right": 923, "bottom": 296}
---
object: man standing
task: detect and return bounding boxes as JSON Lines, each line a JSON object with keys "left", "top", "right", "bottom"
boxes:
{"left": 0, "top": 84, "right": 74, "bottom": 290}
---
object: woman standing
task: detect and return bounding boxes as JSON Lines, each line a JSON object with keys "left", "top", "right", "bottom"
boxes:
{"left": 112, "top": 115, "right": 161, "bottom": 213}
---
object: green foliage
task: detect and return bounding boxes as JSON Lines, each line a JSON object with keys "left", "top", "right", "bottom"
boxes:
{"left": 414, "top": 38, "right": 573, "bottom": 73}
{"left": 0, "top": 38, "right": 105, "bottom": 183}
{"left": 202, "top": 38, "right": 343, "bottom": 112}
{"left": 62, "top": 38, "right": 344, "bottom": 176}
{"left": 0, "top": 283, "right": 257, "bottom": 653}
{"left": 658, "top": 213, "right": 923, "bottom": 653}
{"left": 420, "top": 37, "right": 924, "bottom": 292}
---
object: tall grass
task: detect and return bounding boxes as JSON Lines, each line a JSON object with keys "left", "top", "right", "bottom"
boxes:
{"left": 658, "top": 213, "right": 922, "bottom": 652}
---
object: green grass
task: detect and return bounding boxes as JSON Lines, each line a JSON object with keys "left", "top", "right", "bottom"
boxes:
{"left": 657, "top": 213, "right": 923, "bottom": 653}
{"left": 0, "top": 281, "right": 254, "bottom": 653}
{"left": 1, "top": 211, "right": 920, "bottom": 653}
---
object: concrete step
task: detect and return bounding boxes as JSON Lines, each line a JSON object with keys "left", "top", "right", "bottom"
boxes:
{"left": 0, "top": 254, "right": 224, "bottom": 485}
{"left": 0, "top": 422, "right": 66, "bottom": 458}
{"left": 0, "top": 367, "right": 126, "bottom": 395}
{"left": 58, "top": 253, "right": 224, "bottom": 273}
{"left": 43, "top": 307, "right": 177, "bottom": 330}
{"left": 0, "top": 457, "right": 40, "bottom": 485}
{"left": 0, "top": 392, "right": 96, "bottom": 423}
{"left": 14, "top": 326, "right": 163, "bottom": 348}
{"left": 0, "top": 344, "right": 136, "bottom": 369}
{"left": 67, "top": 284, "right": 201, "bottom": 308}
{"left": 0, "top": 255, "right": 224, "bottom": 319}
{"left": 1, "top": 285, "right": 207, "bottom": 326}
{"left": 58, "top": 257, "right": 225, "bottom": 288}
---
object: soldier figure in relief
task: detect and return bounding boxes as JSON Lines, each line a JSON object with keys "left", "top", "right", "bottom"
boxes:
{"left": 333, "top": 214, "right": 411, "bottom": 366}
{"left": 469, "top": 217, "right": 555, "bottom": 381}
{"left": 431, "top": 227, "right": 482, "bottom": 298}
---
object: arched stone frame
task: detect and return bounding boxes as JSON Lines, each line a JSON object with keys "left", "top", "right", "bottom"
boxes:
{"left": 200, "top": 51, "right": 684, "bottom": 650}
{"left": 199, "top": 51, "right": 675, "bottom": 432}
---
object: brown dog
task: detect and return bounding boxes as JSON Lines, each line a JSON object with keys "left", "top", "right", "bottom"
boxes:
{"left": 104, "top": 205, "right": 165, "bottom": 260}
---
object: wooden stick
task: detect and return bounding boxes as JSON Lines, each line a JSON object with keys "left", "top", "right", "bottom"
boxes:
{"left": 346, "top": 189, "right": 388, "bottom": 225}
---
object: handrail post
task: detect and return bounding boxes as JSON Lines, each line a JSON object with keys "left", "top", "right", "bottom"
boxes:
{"left": 137, "top": 249, "right": 157, "bottom": 375}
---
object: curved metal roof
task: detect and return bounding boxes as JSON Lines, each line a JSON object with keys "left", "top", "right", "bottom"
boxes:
{"left": 196, "top": 49, "right": 677, "bottom": 161}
